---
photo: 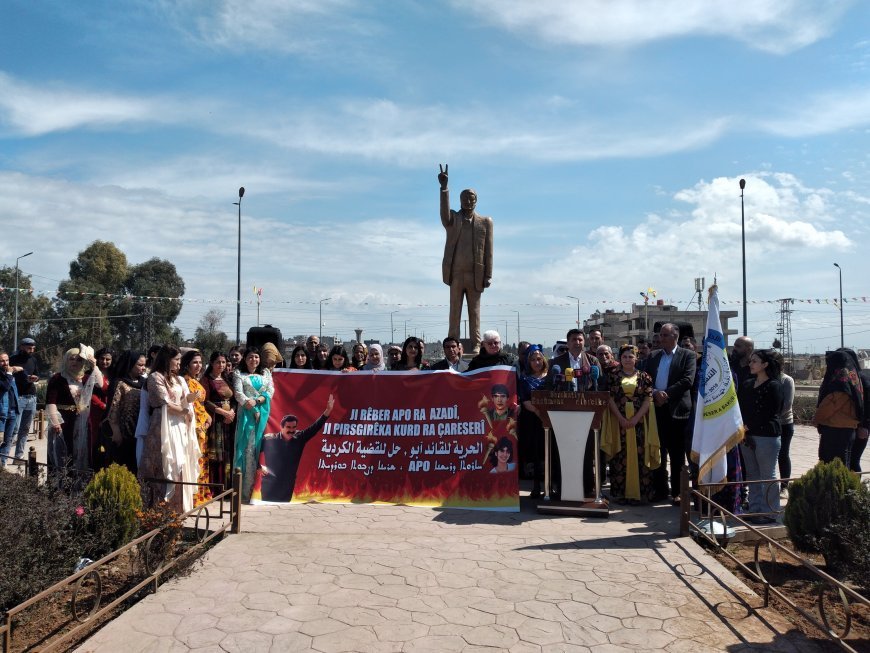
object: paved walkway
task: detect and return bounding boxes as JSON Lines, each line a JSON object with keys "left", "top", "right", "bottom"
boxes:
{"left": 75, "top": 425, "right": 843, "bottom": 652}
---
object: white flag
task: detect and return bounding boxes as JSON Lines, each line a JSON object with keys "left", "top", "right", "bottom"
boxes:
{"left": 691, "top": 286, "right": 745, "bottom": 484}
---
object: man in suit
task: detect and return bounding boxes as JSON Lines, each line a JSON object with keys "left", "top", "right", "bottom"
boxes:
{"left": 645, "top": 323, "right": 697, "bottom": 503}
{"left": 547, "top": 329, "right": 603, "bottom": 497}
{"left": 438, "top": 165, "right": 493, "bottom": 354}
{"left": 431, "top": 336, "right": 469, "bottom": 372}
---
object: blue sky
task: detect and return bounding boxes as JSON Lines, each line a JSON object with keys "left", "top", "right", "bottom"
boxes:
{"left": 2, "top": 0, "right": 869, "bottom": 353}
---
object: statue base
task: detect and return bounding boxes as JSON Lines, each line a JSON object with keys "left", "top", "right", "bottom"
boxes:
{"left": 459, "top": 338, "right": 479, "bottom": 356}
{"left": 537, "top": 498, "right": 610, "bottom": 517}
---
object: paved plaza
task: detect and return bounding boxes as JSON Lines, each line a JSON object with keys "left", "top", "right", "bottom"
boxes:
{"left": 72, "top": 425, "right": 853, "bottom": 652}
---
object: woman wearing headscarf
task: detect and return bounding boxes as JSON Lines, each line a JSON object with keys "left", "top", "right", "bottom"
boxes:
{"left": 105, "top": 350, "right": 147, "bottom": 473}
{"left": 814, "top": 348, "right": 864, "bottom": 468}
{"left": 260, "top": 342, "right": 284, "bottom": 372}
{"left": 518, "top": 344, "right": 548, "bottom": 498}
{"left": 45, "top": 345, "right": 102, "bottom": 476}
{"left": 89, "top": 347, "right": 114, "bottom": 470}
{"left": 233, "top": 347, "right": 273, "bottom": 502}
{"left": 601, "top": 344, "right": 660, "bottom": 505}
{"left": 361, "top": 344, "right": 386, "bottom": 371}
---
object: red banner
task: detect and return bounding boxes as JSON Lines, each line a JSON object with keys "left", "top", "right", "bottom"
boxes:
{"left": 254, "top": 367, "right": 519, "bottom": 511}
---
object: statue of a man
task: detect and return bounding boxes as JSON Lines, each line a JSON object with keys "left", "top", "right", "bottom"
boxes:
{"left": 438, "top": 164, "right": 493, "bottom": 354}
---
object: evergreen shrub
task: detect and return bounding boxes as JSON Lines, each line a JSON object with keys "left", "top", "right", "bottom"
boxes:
{"left": 83, "top": 463, "right": 142, "bottom": 554}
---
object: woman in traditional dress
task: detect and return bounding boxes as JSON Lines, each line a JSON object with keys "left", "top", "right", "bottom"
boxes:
{"left": 602, "top": 344, "right": 660, "bottom": 505}
{"left": 288, "top": 345, "right": 313, "bottom": 370}
{"left": 814, "top": 348, "right": 864, "bottom": 468}
{"left": 182, "top": 350, "right": 212, "bottom": 506}
{"left": 361, "top": 344, "right": 386, "bottom": 371}
{"left": 233, "top": 347, "right": 273, "bottom": 502}
{"left": 139, "top": 345, "right": 200, "bottom": 513}
{"left": 89, "top": 347, "right": 114, "bottom": 470}
{"left": 202, "top": 352, "right": 236, "bottom": 489}
{"left": 323, "top": 345, "right": 356, "bottom": 372}
{"left": 46, "top": 346, "right": 102, "bottom": 478}
{"left": 518, "top": 345, "right": 548, "bottom": 498}
{"left": 105, "top": 350, "right": 146, "bottom": 473}
{"left": 737, "top": 349, "right": 784, "bottom": 524}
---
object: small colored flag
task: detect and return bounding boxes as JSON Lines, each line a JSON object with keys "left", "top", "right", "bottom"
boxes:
{"left": 647, "top": 287, "right": 657, "bottom": 297}
{"left": 691, "top": 285, "right": 744, "bottom": 485}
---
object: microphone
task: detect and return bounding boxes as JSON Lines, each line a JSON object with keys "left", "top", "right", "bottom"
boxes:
{"left": 590, "top": 365, "right": 600, "bottom": 391}
{"left": 565, "top": 367, "right": 577, "bottom": 392}
{"left": 552, "top": 365, "right": 564, "bottom": 390}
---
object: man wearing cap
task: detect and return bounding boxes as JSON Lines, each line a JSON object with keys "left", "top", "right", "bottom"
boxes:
{"left": 254, "top": 394, "right": 334, "bottom": 502}
{"left": 7, "top": 338, "right": 41, "bottom": 464}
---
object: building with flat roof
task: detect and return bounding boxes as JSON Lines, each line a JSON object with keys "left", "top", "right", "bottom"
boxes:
{"left": 584, "top": 301, "right": 738, "bottom": 348}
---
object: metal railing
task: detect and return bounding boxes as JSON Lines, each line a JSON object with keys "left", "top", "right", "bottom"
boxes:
{"left": 0, "top": 468, "right": 242, "bottom": 653}
{"left": 678, "top": 467, "right": 869, "bottom": 651}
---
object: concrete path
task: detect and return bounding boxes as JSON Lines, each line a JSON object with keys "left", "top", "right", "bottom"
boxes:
{"left": 75, "top": 425, "right": 841, "bottom": 652}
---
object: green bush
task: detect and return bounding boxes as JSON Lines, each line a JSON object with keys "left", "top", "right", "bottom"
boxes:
{"left": 0, "top": 474, "right": 94, "bottom": 612}
{"left": 828, "top": 483, "right": 870, "bottom": 590}
{"left": 783, "top": 459, "right": 862, "bottom": 568}
{"left": 83, "top": 464, "right": 142, "bottom": 554}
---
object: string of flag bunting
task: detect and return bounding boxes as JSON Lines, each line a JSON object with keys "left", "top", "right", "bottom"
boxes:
{"left": 0, "top": 286, "right": 865, "bottom": 307}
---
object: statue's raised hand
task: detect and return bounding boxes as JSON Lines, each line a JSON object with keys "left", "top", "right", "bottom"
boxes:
{"left": 438, "top": 164, "right": 448, "bottom": 190}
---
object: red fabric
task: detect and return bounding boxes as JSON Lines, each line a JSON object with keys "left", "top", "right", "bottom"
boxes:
{"left": 269, "top": 367, "right": 519, "bottom": 511}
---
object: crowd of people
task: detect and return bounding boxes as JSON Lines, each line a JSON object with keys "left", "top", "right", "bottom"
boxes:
{"left": 0, "top": 324, "right": 866, "bottom": 519}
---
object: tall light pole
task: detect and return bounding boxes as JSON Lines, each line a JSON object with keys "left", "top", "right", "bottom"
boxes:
{"left": 319, "top": 297, "right": 331, "bottom": 340}
{"left": 389, "top": 310, "right": 398, "bottom": 345}
{"left": 567, "top": 295, "right": 580, "bottom": 328}
{"left": 834, "top": 263, "right": 844, "bottom": 348}
{"left": 404, "top": 319, "right": 410, "bottom": 340}
{"left": 13, "top": 251, "right": 33, "bottom": 351}
{"left": 234, "top": 186, "right": 245, "bottom": 345}
{"left": 739, "top": 178, "right": 747, "bottom": 336}
{"left": 512, "top": 310, "right": 521, "bottom": 343}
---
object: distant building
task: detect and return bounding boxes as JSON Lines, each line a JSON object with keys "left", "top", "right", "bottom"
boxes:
{"left": 584, "top": 301, "right": 738, "bottom": 348}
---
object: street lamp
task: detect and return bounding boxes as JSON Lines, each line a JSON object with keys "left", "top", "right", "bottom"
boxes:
{"left": 739, "top": 178, "right": 747, "bottom": 336}
{"left": 834, "top": 263, "right": 843, "bottom": 348}
{"left": 389, "top": 310, "right": 398, "bottom": 345}
{"left": 567, "top": 295, "right": 580, "bottom": 328}
{"left": 404, "top": 319, "right": 410, "bottom": 340}
{"left": 13, "top": 251, "right": 33, "bottom": 351}
{"left": 233, "top": 186, "right": 245, "bottom": 345}
{"left": 512, "top": 310, "right": 521, "bottom": 343}
{"left": 319, "top": 297, "right": 331, "bottom": 340}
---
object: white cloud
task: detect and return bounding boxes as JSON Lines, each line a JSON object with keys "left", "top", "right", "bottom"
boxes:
{"left": 0, "top": 72, "right": 198, "bottom": 137}
{"left": 757, "top": 87, "right": 870, "bottom": 137}
{"left": 456, "top": 0, "right": 852, "bottom": 54}
{"left": 162, "top": 0, "right": 371, "bottom": 54}
{"left": 527, "top": 172, "right": 853, "bottom": 305}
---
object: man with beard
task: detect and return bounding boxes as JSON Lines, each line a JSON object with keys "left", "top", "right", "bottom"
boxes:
{"left": 255, "top": 394, "right": 334, "bottom": 502}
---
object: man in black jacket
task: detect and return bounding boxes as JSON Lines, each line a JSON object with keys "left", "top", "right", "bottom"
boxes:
{"left": 645, "top": 323, "right": 696, "bottom": 503}
{"left": 431, "top": 337, "right": 469, "bottom": 372}
{"left": 257, "top": 394, "right": 334, "bottom": 502}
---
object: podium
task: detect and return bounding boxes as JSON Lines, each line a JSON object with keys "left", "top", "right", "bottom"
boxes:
{"left": 531, "top": 390, "right": 610, "bottom": 517}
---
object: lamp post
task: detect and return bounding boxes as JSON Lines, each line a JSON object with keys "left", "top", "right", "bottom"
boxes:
{"left": 233, "top": 187, "right": 245, "bottom": 345}
{"left": 834, "top": 263, "right": 843, "bottom": 348}
{"left": 512, "top": 310, "right": 521, "bottom": 343}
{"left": 567, "top": 295, "right": 580, "bottom": 328}
{"left": 319, "top": 297, "right": 331, "bottom": 341}
{"left": 404, "top": 319, "right": 410, "bottom": 340}
{"left": 739, "top": 178, "right": 747, "bottom": 336}
{"left": 389, "top": 310, "right": 398, "bottom": 345}
{"left": 13, "top": 251, "right": 33, "bottom": 351}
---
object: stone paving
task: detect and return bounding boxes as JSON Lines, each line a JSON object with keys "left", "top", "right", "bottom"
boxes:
{"left": 74, "top": 425, "right": 845, "bottom": 652}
